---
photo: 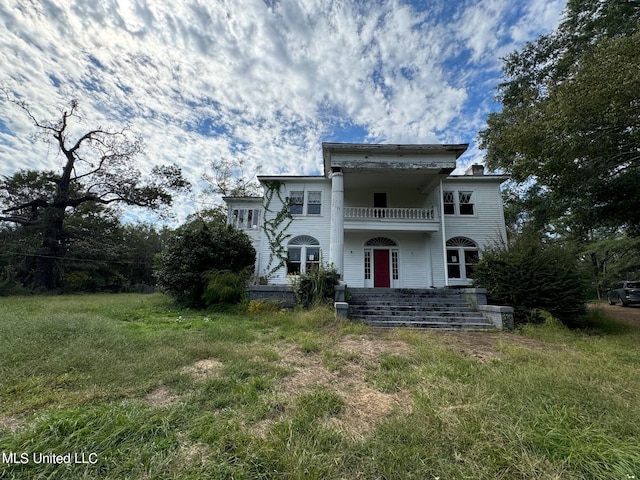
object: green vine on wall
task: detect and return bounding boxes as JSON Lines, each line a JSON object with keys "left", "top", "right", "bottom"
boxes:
{"left": 262, "top": 180, "right": 293, "bottom": 279}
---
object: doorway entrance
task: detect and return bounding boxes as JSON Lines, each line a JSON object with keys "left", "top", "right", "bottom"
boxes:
{"left": 364, "top": 237, "right": 399, "bottom": 288}
{"left": 373, "top": 249, "right": 391, "bottom": 287}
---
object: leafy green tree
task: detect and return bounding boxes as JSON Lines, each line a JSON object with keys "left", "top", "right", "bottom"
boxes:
{"left": 581, "top": 232, "right": 640, "bottom": 298}
{"left": 60, "top": 213, "right": 168, "bottom": 292}
{"left": 0, "top": 95, "right": 190, "bottom": 289}
{"left": 119, "top": 223, "right": 169, "bottom": 289}
{"left": 479, "top": 0, "right": 640, "bottom": 236}
{"left": 0, "top": 201, "right": 168, "bottom": 293}
{"left": 154, "top": 213, "right": 256, "bottom": 307}
{"left": 202, "top": 158, "right": 261, "bottom": 197}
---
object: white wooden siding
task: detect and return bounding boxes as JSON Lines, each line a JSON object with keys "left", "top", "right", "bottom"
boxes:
{"left": 258, "top": 179, "right": 332, "bottom": 284}
{"left": 441, "top": 179, "right": 507, "bottom": 251}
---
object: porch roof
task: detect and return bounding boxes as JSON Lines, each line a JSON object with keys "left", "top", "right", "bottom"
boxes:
{"left": 322, "top": 142, "right": 468, "bottom": 176}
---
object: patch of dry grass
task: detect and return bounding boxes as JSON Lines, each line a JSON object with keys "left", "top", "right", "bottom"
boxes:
{"left": 180, "top": 358, "right": 224, "bottom": 381}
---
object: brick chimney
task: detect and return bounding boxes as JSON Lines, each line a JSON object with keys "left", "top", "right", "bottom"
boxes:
{"left": 465, "top": 164, "right": 485, "bottom": 176}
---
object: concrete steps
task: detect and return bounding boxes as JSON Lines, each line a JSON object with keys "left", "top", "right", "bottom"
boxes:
{"left": 348, "top": 288, "right": 495, "bottom": 330}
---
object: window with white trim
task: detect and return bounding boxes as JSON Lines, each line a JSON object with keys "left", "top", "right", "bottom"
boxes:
{"left": 230, "top": 208, "right": 261, "bottom": 229}
{"left": 306, "top": 191, "right": 322, "bottom": 215}
{"left": 288, "top": 191, "right": 322, "bottom": 216}
{"left": 392, "top": 251, "right": 399, "bottom": 280}
{"left": 287, "top": 235, "right": 320, "bottom": 275}
{"left": 443, "top": 190, "right": 475, "bottom": 215}
{"left": 443, "top": 191, "right": 455, "bottom": 215}
{"left": 446, "top": 237, "right": 479, "bottom": 279}
{"left": 289, "top": 191, "right": 304, "bottom": 215}
{"left": 458, "top": 191, "right": 474, "bottom": 215}
{"left": 364, "top": 250, "right": 371, "bottom": 280}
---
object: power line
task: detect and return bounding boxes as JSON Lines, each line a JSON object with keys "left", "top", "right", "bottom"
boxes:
{"left": 0, "top": 251, "right": 155, "bottom": 266}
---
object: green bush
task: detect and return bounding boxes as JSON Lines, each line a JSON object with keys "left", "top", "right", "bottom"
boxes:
{"left": 292, "top": 264, "right": 340, "bottom": 309}
{"left": 155, "top": 215, "right": 255, "bottom": 307}
{"left": 202, "top": 269, "right": 249, "bottom": 306}
{"left": 0, "top": 265, "right": 30, "bottom": 296}
{"left": 473, "top": 234, "right": 588, "bottom": 326}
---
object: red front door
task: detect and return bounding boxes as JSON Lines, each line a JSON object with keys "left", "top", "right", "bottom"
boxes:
{"left": 373, "top": 249, "right": 391, "bottom": 288}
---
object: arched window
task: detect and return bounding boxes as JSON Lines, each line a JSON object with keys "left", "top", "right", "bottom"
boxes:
{"left": 365, "top": 237, "right": 397, "bottom": 247}
{"left": 446, "top": 237, "right": 479, "bottom": 280}
{"left": 287, "top": 235, "right": 320, "bottom": 275}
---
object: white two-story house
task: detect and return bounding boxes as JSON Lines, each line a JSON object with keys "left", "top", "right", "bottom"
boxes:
{"left": 224, "top": 143, "right": 508, "bottom": 289}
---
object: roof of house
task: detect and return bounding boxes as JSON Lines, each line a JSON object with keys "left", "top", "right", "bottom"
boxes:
{"left": 322, "top": 142, "right": 469, "bottom": 176}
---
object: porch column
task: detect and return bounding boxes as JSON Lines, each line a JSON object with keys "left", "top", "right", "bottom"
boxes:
{"left": 329, "top": 170, "right": 344, "bottom": 276}
{"left": 440, "top": 179, "right": 449, "bottom": 287}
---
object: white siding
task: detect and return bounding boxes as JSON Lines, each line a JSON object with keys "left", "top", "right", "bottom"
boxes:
{"left": 442, "top": 179, "right": 507, "bottom": 250}
{"left": 257, "top": 179, "right": 332, "bottom": 284}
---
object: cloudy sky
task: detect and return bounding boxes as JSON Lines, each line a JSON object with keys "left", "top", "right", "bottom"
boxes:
{"left": 0, "top": 0, "right": 566, "bottom": 223}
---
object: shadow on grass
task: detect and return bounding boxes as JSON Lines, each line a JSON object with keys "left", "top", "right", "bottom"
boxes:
{"left": 576, "top": 308, "right": 635, "bottom": 335}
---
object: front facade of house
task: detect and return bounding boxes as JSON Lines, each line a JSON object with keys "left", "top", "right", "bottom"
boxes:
{"left": 224, "top": 143, "right": 508, "bottom": 288}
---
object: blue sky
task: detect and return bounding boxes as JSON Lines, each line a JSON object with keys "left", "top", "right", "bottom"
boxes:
{"left": 0, "top": 0, "right": 566, "bottom": 223}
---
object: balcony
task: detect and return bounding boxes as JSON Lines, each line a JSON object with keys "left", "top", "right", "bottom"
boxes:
{"left": 343, "top": 206, "right": 440, "bottom": 232}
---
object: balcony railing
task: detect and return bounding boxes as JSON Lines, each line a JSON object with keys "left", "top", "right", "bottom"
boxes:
{"left": 344, "top": 206, "right": 436, "bottom": 221}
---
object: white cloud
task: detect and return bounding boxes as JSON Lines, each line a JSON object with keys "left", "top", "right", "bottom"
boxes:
{"left": 0, "top": 0, "right": 566, "bottom": 223}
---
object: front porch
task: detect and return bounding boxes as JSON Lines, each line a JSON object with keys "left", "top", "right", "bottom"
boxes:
{"left": 342, "top": 231, "right": 451, "bottom": 289}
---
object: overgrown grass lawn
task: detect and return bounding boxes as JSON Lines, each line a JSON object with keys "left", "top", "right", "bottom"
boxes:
{"left": 1, "top": 294, "right": 639, "bottom": 479}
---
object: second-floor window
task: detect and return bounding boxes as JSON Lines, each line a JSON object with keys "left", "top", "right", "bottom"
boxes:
{"left": 443, "top": 191, "right": 455, "bottom": 214}
{"left": 458, "top": 191, "right": 474, "bottom": 215}
{"left": 443, "top": 190, "right": 475, "bottom": 215}
{"left": 289, "top": 191, "right": 322, "bottom": 215}
{"left": 307, "top": 191, "right": 322, "bottom": 215}
{"left": 289, "top": 191, "right": 304, "bottom": 215}
{"left": 231, "top": 208, "right": 261, "bottom": 229}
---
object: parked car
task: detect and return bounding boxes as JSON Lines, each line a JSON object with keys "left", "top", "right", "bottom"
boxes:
{"left": 607, "top": 281, "right": 640, "bottom": 306}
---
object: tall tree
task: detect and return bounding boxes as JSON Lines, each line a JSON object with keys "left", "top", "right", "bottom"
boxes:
{"left": 202, "top": 158, "right": 261, "bottom": 198}
{"left": 0, "top": 96, "right": 190, "bottom": 289}
{"left": 479, "top": 0, "right": 640, "bottom": 237}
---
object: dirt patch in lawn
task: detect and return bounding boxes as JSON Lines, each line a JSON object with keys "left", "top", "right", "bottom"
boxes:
{"left": 590, "top": 303, "right": 640, "bottom": 328}
{"left": 271, "top": 335, "right": 413, "bottom": 439}
{"left": 438, "top": 330, "right": 548, "bottom": 363}
{"left": 337, "top": 335, "right": 412, "bottom": 362}
{"left": 181, "top": 358, "right": 223, "bottom": 381}
{"left": 144, "top": 385, "right": 179, "bottom": 407}
{"left": 0, "top": 414, "right": 25, "bottom": 432}
{"left": 324, "top": 385, "right": 412, "bottom": 440}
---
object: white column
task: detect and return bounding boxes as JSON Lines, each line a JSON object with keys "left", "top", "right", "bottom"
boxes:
{"left": 425, "top": 234, "right": 433, "bottom": 288}
{"left": 440, "top": 179, "right": 449, "bottom": 287}
{"left": 329, "top": 170, "right": 344, "bottom": 276}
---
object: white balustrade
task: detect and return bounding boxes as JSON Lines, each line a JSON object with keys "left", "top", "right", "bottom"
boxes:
{"left": 343, "top": 207, "right": 436, "bottom": 220}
